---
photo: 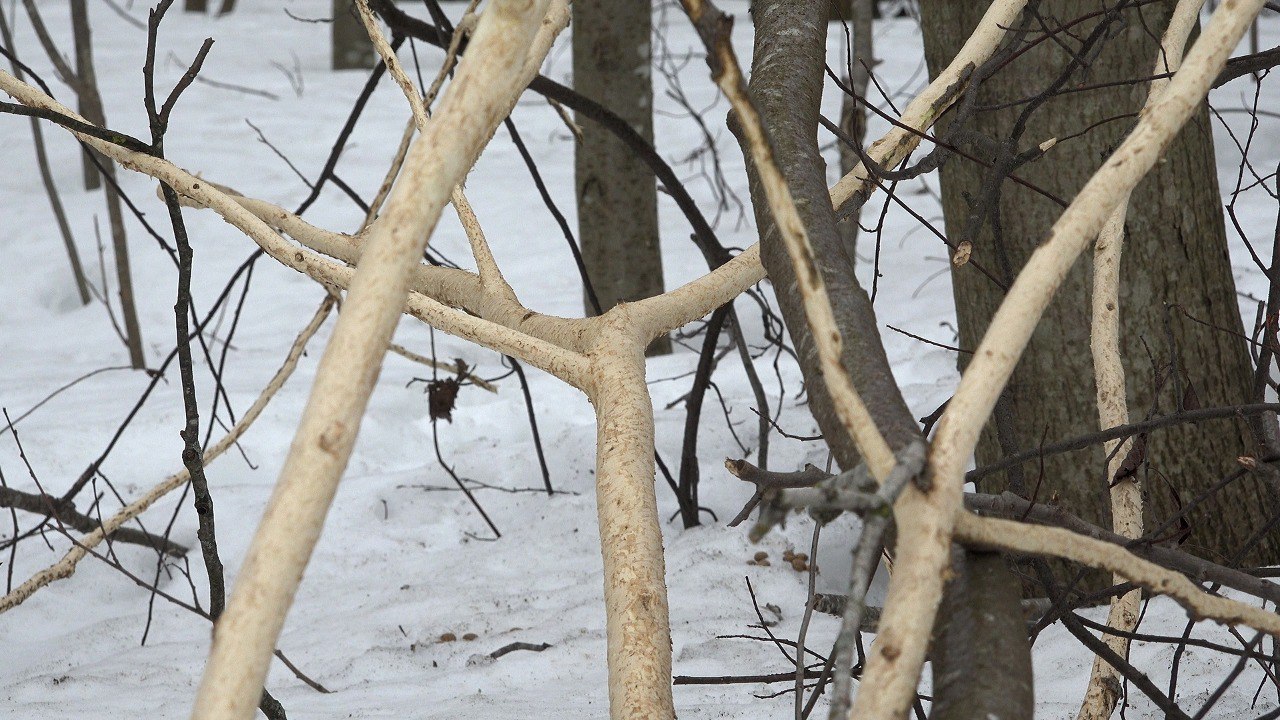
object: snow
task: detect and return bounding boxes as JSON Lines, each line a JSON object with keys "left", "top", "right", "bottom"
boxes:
{"left": 0, "top": 1, "right": 1277, "bottom": 718}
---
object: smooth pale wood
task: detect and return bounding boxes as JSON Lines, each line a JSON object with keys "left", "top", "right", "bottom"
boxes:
{"left": 188, "top": 2, "right": 550, "bottom": 718}
{"left": 1079, "top": 2, "right": 1204, "bottom": 717}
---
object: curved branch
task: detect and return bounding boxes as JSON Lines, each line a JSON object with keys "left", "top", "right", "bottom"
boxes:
{"left": 956, "top": 513, "right": 1280, "bottom": 637}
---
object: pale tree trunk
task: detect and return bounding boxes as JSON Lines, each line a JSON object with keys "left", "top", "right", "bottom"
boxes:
{"left": 573, "top": 0, "right": 670, "bottom": 355}
{"left": 333, "top": 0, "right": 377, "bottom": 70}
{"left": 919, "top": 0, "right": 1280, "bottom": 592}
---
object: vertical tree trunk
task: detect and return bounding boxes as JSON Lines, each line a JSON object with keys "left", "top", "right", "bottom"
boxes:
{"left": 919, "top": 0, "right": 1279, "bottom": 590}
{"left": 66, "top": 0, "right": 144, "bottom": 366}
{"left": 332, "top": 0, "right": 377, "bottom": 70}
{"left": 106, "top": 165, "right": 145, "bottom": 369}
{"left": 834, "top": 0, "right": 873, "bottom": 263}
{"left": 741, "top": 0, "right": 1032, "bottom": 713}
{"left": 69, "top": 0, "right": 104, "bottom": 191}
{"left": 185, "top": 0, "right": 209, "bottom": 11}
{"left": 573, "top": 0, "right": 669, "bottom": 355}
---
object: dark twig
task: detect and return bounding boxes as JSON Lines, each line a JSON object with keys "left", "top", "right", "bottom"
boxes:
{"left": 504, "top": 356, "right": 553, "bottom": 495}
{"left": 676, "top": 306, "right": 730, "bottom": 527}
{"left": 967, "top": 403, "right": 1280, "bottom": 483}
{"left": 0, "top": 486, "right": 187, "bottom": 556}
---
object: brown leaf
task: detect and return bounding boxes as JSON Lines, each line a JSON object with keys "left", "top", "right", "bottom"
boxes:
{"left": 1110, "top": 433, "right": 1147, "bottom": 486}
{"left": 428, "top": 378, "right": 461, "bottom": 423}
{"left": 951, "top": 241, "right": 973, "bottom": 267}
{"left": 1181, "top": 373, "right": 1200, "bottom": 412}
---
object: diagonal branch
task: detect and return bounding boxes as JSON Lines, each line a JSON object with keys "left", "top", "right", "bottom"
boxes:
{"left": 187, "top": 3, "right": 556, "bottom": 718}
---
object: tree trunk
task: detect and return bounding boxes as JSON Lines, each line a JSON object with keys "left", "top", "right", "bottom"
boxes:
{"left": 332, "top": 0, "right": 377, "bottom": 71}
{"left": 66, "top": 0, "right": 144, "bottom": 367}
{"left": 834, "top": 0, "right": 873, "bottom": 264}
{"left": 69, "top": 0, "right": 104, "bottom": 191}
{"left": 743, "top": 1, "right": 1032, "bottom": 715}
{"left": 184, "top": 0, "right": 209, "bottom": 11}
{"left": 919, "top": 0, "right": 1280, "bottom": 591}
{"left": 573, "top": 0, "right": 669, "bottom": 355}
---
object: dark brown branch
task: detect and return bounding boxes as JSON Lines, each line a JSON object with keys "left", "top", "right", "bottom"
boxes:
{"left": 674, "top": 669, "right": 828, "bottom": 685}
{"left": 0, "top": 486, "right": 187, "bottom": 556}
{"left": 966, "top": 403, "right": 1280, "bottom": 483}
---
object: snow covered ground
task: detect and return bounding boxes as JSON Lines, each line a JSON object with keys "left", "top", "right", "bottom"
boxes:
{"left": 0, "top": 1, "right": 1277, "bottom": 717}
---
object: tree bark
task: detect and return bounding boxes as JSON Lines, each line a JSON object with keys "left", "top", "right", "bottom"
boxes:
{"left": 741, "top": 1, "right": 1032, "bottom": 716}
{"left": 919, "top": 0, "right": 1280, "bottom": 591}
{"left": 573, "top": 0, "right": 669, "bottom": 355}
{"left": 835, "top": 0, "right": 873, "bottom": 264}
{"left": 333, "top": 0, "right": 377, "bottom": 70}
{"left": 69, "top": 0, "right": 104, "bottom": 191}
{"left": 0, "top": 8, "right": 90, "bottom": 305}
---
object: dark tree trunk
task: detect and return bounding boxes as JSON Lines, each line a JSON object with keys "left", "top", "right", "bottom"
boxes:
{"left": 742, "top": 2, "right": 1032, "bottom": 715}
{"left": 66, "top": 0, "right": 144, "bottom": 367}
{"left": 69, "top": 0, "right": 105, "bottom": 191}
{"left": 332, "top": 0, "right": 377, "bottom": 70}
{"left": 919, "top": 0, "right": 1280, "bottom": 591}
{"left": 834, "top": 0, "right": 873, "bottom": 264}
{"left": 573, "top": 0, "right": 669, "bottom": 355}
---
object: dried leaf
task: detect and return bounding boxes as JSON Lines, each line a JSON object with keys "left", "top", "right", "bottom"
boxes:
{"left": 951, "top": 241, "right": 973, "bottom": 267}
{"left": 428, "top": 378, "right": 461, "bottom": 423}
{"left": 1181, "top": 373, "right": 1200, "bottom": 412}
{"left": 1110, "top": 433, "right": 1147, "bottom": 486}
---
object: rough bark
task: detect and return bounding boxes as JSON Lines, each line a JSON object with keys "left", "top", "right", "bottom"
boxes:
{"left": 573, "top": 0, "right": 670, "bottom": 355}
{"left": 742, "top": 2, "right": 1032, "bottom": 716}
{"left": 930, "top": 548, "right": 1036, "bottom": 720}
{"left": 919, "top": 0, "right": 1279, "bottom": 590}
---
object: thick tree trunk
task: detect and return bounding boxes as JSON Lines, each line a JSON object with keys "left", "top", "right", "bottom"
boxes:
{"left": 573, "top": 0, "right": 669, "bottom": 355}
{"left": 743, "top": 2, "right": 1032, "bottom": 716}
{"left": 332, "top": 0, "right": 377, "bottom": 70}
{"left": 919, "top": 0, "right": 1279, "bottom": 591}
